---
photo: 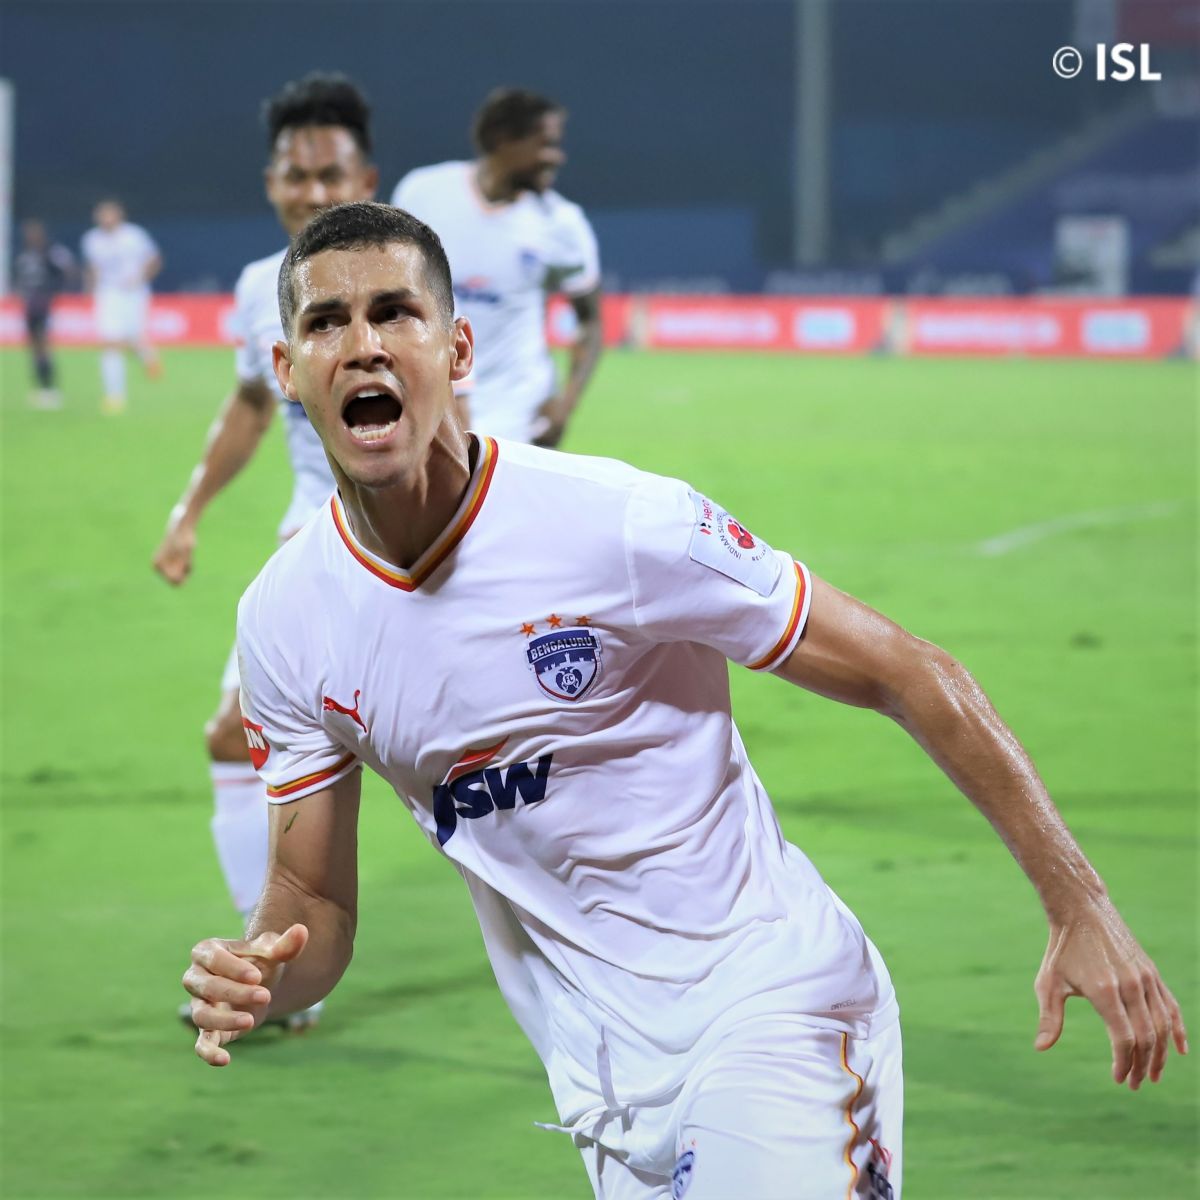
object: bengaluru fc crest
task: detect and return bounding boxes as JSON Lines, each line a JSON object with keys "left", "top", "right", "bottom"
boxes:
{"left": 525, "top": 626, "right": 602, "bottom": 703}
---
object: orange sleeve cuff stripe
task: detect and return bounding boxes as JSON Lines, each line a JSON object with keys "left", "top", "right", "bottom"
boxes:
{"left": 266, "top": 753, "right": 357, "bottom": 799}
{"left": 746, "top": 561, "right": 807, "bottom": 671}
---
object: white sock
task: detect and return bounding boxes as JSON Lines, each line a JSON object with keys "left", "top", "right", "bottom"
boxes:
{"left": 100, "top": 350, "right": 125, "bottom": 398}
{"left": 210, "top": 762, "right": 269, "bottom": 914}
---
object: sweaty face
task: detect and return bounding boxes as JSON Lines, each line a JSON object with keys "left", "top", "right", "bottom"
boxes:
{"left": 500, "top": 112, "right": 567, "bottom": 194}
{"left": 275, "top": 242, "right": 470, "bottom": 491}
{"left": 265, "top": 127, "right": 378, "bottom": 237}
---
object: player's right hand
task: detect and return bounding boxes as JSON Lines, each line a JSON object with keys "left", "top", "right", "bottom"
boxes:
{"left": 182, "top": 923, "right": 309, "bottom": 1066}
{"left": 153, "top": 508, "right": 197, "bottom": 585}
{"left": 1032, "top": 898, "right": 1187, "bottom": 1090}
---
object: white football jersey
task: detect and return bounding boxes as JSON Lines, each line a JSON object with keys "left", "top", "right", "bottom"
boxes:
{"left": 81, "top": 222, "right": 158, "bottom": 293}
{"left": 391, "top": 162, "right": 600, "bottom": 442}
{"left": 238, "top": 438, "right": 894, "bottom": 1126}
{"left": 229, "top": 250, "right": 335, "bottom": 537}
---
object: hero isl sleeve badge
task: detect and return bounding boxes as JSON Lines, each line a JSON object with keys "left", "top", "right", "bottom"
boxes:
{"left": 523, "top": 616, "right": 603, "bottom": 703}
{"left": 687, "top": 490, "right": 782, "bottom": 596}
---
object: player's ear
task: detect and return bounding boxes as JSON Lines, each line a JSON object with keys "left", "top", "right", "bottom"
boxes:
{"left": 449, "top": 316, "right": 474, "bottom": 383}
{"left": 362, "top": 163, "right": 380, "bottom": 200}
{"left": 272, "top": 340, "right": 301, "bottom": 403}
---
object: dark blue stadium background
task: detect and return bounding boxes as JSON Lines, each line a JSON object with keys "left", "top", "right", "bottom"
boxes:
{"left": 2, "top": 0, "right": 1194, "bottom": 292}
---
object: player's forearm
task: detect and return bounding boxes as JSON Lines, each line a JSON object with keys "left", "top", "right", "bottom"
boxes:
{"left": 560, "top": 319, "right": 603, "bottom": 409}
{"left": 885, "top": 645, "right": 1107, "bottom": 922}
{"left": 174, "top": 390, "right": 273, "bottom": 525}
{"left": 246, "top": 873, "right": 356, "bottom": 1015}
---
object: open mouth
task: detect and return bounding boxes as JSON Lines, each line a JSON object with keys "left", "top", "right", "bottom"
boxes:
{"left": 343, "top": 392, "right": 402, "bottom": 443}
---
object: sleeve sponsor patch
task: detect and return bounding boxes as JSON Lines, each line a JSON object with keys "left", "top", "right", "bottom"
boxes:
{"left": 242, "top": 716, "right": 270, "bottom": 771}
{"left": 687, "top": 490, "right": 783, "bottom": 597}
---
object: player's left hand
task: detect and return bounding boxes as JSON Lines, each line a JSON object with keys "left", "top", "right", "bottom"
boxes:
{"left": 531, "top": 395, "right": 571, "bottom": 449}
{"left": 1033, "top": 895, "right": 1187, "bottom": 1089}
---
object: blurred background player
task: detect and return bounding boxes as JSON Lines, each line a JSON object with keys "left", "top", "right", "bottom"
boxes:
{"left": 152, "top": 73, "right": 378, "bottom": 1030}
{"left": 14, "top": 219, "right": 76, "bottom": 409}
{"left": 391, "top": 87, "right": 603, "bottom": 448}
{"left": 80, "top": 199, "right": 162, "bottom": 414}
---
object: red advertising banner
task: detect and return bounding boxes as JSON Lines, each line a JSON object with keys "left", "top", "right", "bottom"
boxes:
{"left": 546, "top": 294, "right": 634, "bottom": 349}
{"left": 2, "top": 294, "right": 1194, "bottom": 359}
{"left": 897, "top": 297, "right": 1193, "bottom": 358}
{"left": 0, "top": 295, "right": 236, "bottom": 346}
{"left": 616, "top": 296, "right": 890, "bottom": 353}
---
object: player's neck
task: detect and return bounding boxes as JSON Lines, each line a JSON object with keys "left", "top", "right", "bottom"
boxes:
{"left": 336, "top": 424, "right": 476, "bottom": 569}
{"left": 474, "top": 159, "right": 519, "bottom": 205}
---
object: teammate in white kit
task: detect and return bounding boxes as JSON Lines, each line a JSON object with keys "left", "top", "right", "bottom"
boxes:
{"left": 154, "top": 76, "right": 377, "bottom": 1028}
{"left": 182, "top": 206, "right": 1186, "bottom": 1200}
{"left": 80, "top": 199, "right": 162, "bottom": 414}
{"left": 391, "top": 88, "right": 603, "bottom": 447}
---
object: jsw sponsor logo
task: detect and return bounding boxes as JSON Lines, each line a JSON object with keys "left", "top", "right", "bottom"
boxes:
{"left": 433, "top": 753, "right": 553, "bottom": 845}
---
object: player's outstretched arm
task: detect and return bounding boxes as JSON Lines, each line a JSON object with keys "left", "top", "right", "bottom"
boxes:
{"left": 152, "top": 378, "right": 276, "bottom": 585}
{"left": 774, "top": 574, "right": 1187, "bottom": 1089}
{"left": 183, "top": 770, "right": 361, "bottom": 1066}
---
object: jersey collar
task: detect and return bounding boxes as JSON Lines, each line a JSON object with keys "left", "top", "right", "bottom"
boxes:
{"left": 329, "top": 435, "right": 498, "bottom": 591}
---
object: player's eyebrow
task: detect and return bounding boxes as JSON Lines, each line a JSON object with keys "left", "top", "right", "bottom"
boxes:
{"left": 298, "top": 297, "right": 348, "bottom": 320}
{"left": 369, "top": 288, "right": 420, "bottom": 307}
{"left": 299, "top": 288, "right": 422, "bottom": 322}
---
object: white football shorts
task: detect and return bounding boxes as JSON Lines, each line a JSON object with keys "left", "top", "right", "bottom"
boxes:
{"left": 95, "top": 288, "right": 150, "bottom": 343}
{"left": 577, "top": 1014, "right": 902, "bottom": 1200}
{"left": 464, "top": 363, "right": 556, "bottom": 444}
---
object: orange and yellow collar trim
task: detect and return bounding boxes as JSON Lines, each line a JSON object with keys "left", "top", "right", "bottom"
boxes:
{"left": 330, "top": 436, "right": 498, "bottom": 592}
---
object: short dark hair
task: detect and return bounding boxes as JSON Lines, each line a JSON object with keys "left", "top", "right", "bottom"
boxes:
{"left": 277, "top": 202, "right": 454, "bottom": 334}
{"left": 263, "top": 73, "right": 372, "bottom": 157}
{"left": 471, "top": 87, "right": 564, "bottom": 154}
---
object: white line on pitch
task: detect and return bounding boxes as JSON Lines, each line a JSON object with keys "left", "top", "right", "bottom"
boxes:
{"left": 976, "top": 502, "right": 1183, "bottom": 557}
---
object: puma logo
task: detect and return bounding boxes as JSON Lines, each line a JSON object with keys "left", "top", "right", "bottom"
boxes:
{"left": 322, "top": 689, "right": 367, "bottom": 732}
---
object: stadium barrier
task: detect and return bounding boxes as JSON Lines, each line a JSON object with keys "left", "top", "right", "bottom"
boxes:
{"left": 1, "top": 294, "right": 1195, "bottom": 359}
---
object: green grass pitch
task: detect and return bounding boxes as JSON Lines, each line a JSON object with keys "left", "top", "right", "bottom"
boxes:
{"left": 1, "top": 345, "right": 1195, "bottom": 1198}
